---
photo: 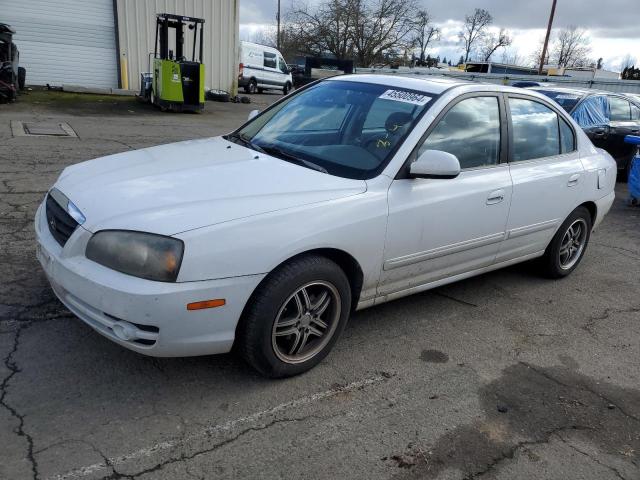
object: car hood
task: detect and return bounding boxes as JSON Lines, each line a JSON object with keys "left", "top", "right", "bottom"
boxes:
{"left": 55, "top": 137, "right": 367, "bottom": 235}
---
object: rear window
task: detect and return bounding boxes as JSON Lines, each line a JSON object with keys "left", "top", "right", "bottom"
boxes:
{"left": 534, "top": 90, "right": 583, "bottom": 112}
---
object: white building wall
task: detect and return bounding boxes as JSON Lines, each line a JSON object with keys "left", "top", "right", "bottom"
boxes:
{"left": 116, "top": 0, "right": 240, "bottom": 94}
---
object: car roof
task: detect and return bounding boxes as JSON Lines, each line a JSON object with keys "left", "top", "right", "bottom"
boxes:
{"left": 241, "top": 41, "right": 281, "bottom": 53}
{"left": 330, "top": 74, "right": 583, "bottom": 100}
{"left": 332, "top": 74, "right": 471, "bottom": 95}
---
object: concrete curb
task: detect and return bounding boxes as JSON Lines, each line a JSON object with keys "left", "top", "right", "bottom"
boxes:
{"left": 62, "top": 85, "right": 138, "bottom": 96}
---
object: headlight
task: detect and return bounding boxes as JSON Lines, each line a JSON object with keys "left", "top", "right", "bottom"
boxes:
{"left": 86, "top": 230, "right": 184, "bottom": 282}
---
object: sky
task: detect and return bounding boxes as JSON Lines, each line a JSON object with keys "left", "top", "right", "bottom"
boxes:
{"left": 239, "top": 0, "right": 640, "bottom": 71}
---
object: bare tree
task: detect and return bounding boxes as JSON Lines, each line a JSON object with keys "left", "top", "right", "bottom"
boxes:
{"left": 286, "top": 0, "right": 417, "bottom": 66}
{"left": 459, "top": 8, "right": 493, "bottom": 64}
{"left": 621, "top": 53, "right": 636, "bottom": 70}
{"left": 244, "top": 26, "right": 277, "bottom": 48}
{"left": 351, "top": 0, "right": 418, "bottom": 67}
{"left": 500, "top": 48, "right": 523, "bottom": 66}
{"left": 529, "top": 36, "right": 550, "bottom": 68}
{"left": 411, "top": 10, "right": 440, "bottom": 64}
{"left": 286, "top": 1, "right": 353, "bottom": 59}
{"left": 480, "top": 28, "right": 512, "bottom": 62}
{"left": 551, "top": 26, "right": 592, "bottom": 68}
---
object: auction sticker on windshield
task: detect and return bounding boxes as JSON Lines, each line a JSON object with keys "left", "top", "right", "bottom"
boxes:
{"left": 379, "top": 90, "right": 432, "bottom": 106}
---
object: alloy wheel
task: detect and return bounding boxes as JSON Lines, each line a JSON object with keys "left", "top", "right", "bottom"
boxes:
{"left": 559, "top": 218, "right": 588, "bottom": 270}
{"left": 271, "top": 281, "right": 341, "bottom": 364}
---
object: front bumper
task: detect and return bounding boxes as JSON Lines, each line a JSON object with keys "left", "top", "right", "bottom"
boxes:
{"left": 34, "top": 202, "right": 265, "bottom": 357}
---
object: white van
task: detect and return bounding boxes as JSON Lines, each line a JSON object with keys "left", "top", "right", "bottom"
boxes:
{"left": 239, "top": 41, "right": 293, "bottom": 95}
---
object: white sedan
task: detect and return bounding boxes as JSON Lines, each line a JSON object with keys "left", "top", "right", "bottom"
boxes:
{"left": 35, "top": 75, "right": 616, "bottom": 377}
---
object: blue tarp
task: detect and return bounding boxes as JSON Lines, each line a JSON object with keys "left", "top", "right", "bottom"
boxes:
{"left": 571, "top": 95, "right": 610, "bottom": 128}
{"left": 629, "top": 156, "right": 640, "bottom": 200}
{"left": 626, "top": 137, "right": 640, "bottom": 200}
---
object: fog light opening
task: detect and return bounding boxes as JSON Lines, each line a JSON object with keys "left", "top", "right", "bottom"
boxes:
{"left": 112, "top": 321, "right": 138, "bottom": 341}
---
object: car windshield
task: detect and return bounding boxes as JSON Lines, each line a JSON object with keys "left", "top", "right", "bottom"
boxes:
{"left": 534, "top": 90, "right": 583, "bottom": 112}
{"left": 231, "top": 80, "right": 435, "bottom": 179}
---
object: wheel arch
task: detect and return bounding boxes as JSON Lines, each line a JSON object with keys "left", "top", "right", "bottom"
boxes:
{"left": 244, "top": 248, "right": 364, "bottom": 316}
{"left": 579, "top": 201, "right": 597, "bottom": 226}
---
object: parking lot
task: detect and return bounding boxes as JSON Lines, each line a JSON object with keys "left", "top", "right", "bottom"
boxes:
{"left": 1, "top": 90, "right": 639, "bottom": 480}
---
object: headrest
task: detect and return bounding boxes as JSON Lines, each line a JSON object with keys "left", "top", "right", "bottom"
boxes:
{"left": 385, "top": 112, "right": 414, "bottom": 133}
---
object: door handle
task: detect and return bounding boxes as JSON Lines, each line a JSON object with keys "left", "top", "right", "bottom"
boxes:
{"left": 567, "top": 173, "right": 581, "bottom": 187}
{"left": 593, "top": 128, "right": 607, "bottom": 138}
{"left": 486, "top": 189, "right": 505, "bottom": 205}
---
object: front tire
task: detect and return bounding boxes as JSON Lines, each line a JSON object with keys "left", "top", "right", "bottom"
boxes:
{"left": 237, "top": 255, "right": 351, "bottom": 378}
{"left": 539, "top": 206, "right": 592, "bottom": 278}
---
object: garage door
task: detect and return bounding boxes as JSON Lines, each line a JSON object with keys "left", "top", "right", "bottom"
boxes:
{"left": 1, "top": 0, "right": 118, "bottom": 88}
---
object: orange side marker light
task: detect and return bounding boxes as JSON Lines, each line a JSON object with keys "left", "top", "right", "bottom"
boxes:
{"left": 187, "top": 299, "right": 226, "bottom": 311}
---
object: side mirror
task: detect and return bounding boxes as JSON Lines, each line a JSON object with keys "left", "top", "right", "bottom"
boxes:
{"left": 248, "top": 109, "right": 260, "bottom": 121}
{"left": 409, "top": 150, "right": 461, "bottom": 179}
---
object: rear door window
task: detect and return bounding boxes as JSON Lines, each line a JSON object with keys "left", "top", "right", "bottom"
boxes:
{"left": 609, "top": 97, "right": 631, "bottom": 121}
{"left": 509, "top": 98, "right": 560, "bottom": 161}
{"left": 571, "top": 95, "right": 609, "bottom": 127}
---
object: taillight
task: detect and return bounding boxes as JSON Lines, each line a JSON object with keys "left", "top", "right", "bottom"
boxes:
{"left": 239, "top": 63, "right": 244, "bottom": 77}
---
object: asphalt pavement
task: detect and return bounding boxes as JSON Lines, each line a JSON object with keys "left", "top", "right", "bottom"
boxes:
{"left": 1, "top": 89, "right": 638, "bottom": 480}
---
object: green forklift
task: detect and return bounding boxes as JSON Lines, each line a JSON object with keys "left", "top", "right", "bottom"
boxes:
{"left": 141, "top": 13, "right": 205, "bottom": 112}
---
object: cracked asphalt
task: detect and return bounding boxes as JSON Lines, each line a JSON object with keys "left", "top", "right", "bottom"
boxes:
{"left": 1, "top": 89, "right": 639, "bottom": 480}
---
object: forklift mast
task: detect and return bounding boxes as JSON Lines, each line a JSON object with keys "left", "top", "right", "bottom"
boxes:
{"left": 149, "top": 13, "right": 205, "bottom": 112}
{"left": 154, "top": 14, "right": 204, "bottom": 63}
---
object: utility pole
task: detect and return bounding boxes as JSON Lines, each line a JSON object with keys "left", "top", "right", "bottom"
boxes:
{"left": 276, "top": 0, "right": 281, "bottom": 50}
{"left": 538, "top": 0, "right": 557, "bottom": 75}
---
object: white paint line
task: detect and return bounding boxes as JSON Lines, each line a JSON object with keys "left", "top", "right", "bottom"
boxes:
{"left": 49, "top": 375, "right": 387, "bottom": 480}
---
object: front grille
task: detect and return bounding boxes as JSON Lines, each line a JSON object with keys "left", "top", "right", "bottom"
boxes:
{"left": 45, "top": 194, "right": 78, "bottom": 247}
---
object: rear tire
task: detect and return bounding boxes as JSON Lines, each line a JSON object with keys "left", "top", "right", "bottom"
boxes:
{"left": 283, "top": 82, "right": 291, "bottom": 95}
{"left": 245, "top": 79, "right": 257, "bottom": 94}
{"left": 539, "top": 206, "right": 592, "bottom": 278}
{"left": 237, "top": 255, "right": 351, "bottom": 378}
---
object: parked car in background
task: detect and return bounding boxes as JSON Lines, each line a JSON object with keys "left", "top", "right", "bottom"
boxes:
{"left": 291, "top": 56, "right": 354, "bottom": 88}
{"left": 238, "top": 41, "right": 293, "bottom": 95}
{"left": 511, "top": 81, "right": 546, "bottom": 88}
{"left": 531, "top": 86, "right": 640, "bottom": 179}
{"left": 36, "top": 76, "right": 615, "bottom": 377}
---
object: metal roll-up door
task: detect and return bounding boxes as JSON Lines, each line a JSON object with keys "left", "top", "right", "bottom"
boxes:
{"left": 1, "top": 0, "right": 118, "bottom": 88}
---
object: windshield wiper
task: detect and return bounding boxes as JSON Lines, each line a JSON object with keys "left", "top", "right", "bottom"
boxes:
{"left": 259, "top": 145, "right": 328, "bottom": 174}
{"left": 226, "top": 133, "right": 266, "bottom": 154}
